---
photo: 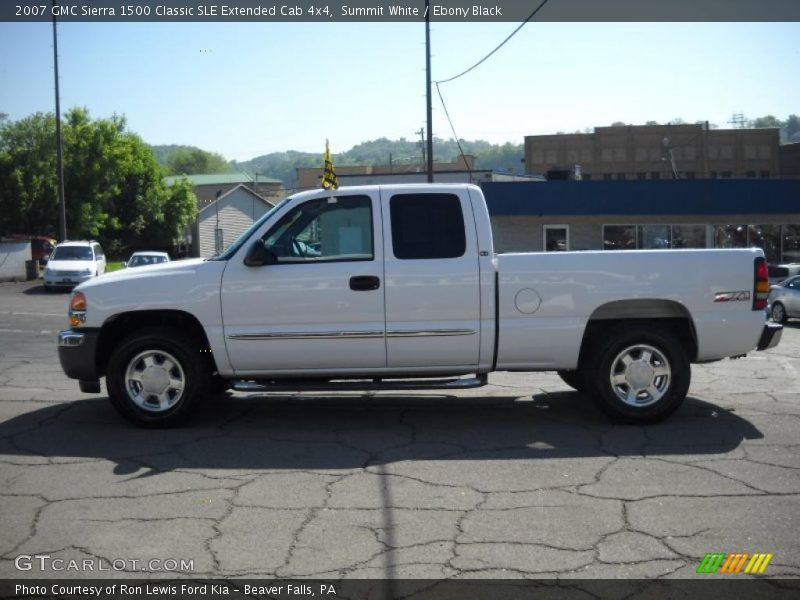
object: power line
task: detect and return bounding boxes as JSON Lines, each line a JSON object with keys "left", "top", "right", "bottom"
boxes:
{"left": 435, "top": 83, "right": 471, "bottom": 174}
{"left": 435, "top": 0, "right": 551, "bottom": 85}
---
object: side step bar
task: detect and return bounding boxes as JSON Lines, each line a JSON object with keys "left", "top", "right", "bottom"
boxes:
{"left": 231, "top": 374, "right": 488, "bottom": 393}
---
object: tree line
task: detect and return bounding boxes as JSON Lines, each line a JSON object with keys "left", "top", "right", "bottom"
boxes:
{"left": 0, "top": 109, "right": 197, "bottom": 256}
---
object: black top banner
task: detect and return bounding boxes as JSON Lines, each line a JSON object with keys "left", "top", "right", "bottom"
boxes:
{"left": 4, "top": 0, "right": 800, "bottom": 22}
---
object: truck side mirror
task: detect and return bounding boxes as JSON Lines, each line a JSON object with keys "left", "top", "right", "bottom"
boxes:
{"left": 244, "top": 240, "right": 276, "bottom": 267}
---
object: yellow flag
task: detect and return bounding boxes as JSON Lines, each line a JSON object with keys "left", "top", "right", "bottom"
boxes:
{"left": 322, "top": 139, "right": 338, "bottom": 190}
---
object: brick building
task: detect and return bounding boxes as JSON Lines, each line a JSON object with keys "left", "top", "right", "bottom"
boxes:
{"left": 525, "top": 124, "right": 780, "bottom": 181}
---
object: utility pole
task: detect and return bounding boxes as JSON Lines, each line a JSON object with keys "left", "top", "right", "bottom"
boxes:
{"left": 52, "top": 0, "right": 67, "bottom": 241}
{"left": 727, "top": 113, "right": 746, "bottom": 129}
{"left": 424, "top": 0, "right": 433, "bottom": 182}
{"left": 417, "top": 127, "right": 426, "bottom": 170}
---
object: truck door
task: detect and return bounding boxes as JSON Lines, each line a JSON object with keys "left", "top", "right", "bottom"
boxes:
{"left": 221, "top": 192, "right": 386, "bottom": 374}
{"left": 380, "top": 189, "right": 481, "bottom": 369}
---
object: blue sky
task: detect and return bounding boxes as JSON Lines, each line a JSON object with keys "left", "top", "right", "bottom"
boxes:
{"left": 0, "top": 21, "right": 798, "bottom": 161}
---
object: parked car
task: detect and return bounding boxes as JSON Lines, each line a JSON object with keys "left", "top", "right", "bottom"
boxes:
{"left": 57, "top": 184, "right": 781, "bottom": 428}
{"left": 32, "top": 236, "right": 57, "bottom": 264}
{"left": 43, "top": 241, "right": 106, "bottom": 291}
{"left": 768, "top": 263, "right": 800, "bottom": 285}
{"left": 768, "top": 275, "right": 800, "bottom": 323}
{"left": 3, "top": 234, "right": 56, "bottom": 264}
{"left": 125, "top": 251, "right": 170, "bottom": 268}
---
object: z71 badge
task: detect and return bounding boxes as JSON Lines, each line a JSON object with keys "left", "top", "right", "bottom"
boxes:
{"left": 714, "top": 291, "right": 751, "bottom": 302}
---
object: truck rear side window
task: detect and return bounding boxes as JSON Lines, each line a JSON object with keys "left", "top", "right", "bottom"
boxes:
{"left": 390, "top": 193, "right": 466, "bottom": 259}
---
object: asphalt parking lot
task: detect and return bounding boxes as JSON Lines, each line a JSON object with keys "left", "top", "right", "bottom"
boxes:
{"left": 0, "top": 280, "right": 799, "bottom": 581}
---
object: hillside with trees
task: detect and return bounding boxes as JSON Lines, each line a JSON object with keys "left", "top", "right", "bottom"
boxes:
{"left": 227, "top": 138, "right": 526, "bottom": 187}
{"left": 154, "top": 114, "right": 798, "bottom": 187}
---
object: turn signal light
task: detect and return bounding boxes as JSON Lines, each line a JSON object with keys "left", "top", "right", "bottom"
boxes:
{"left": 69, "top": 292, "right": 86, "bottom": 327}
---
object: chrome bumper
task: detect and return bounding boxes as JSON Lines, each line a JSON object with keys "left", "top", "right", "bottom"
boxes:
{"left": 58, "top": 330, "right": 85, "bottom": 347}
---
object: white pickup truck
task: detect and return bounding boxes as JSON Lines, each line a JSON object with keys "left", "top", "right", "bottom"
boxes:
{"left": 58, "top": 184, "right": 781, "bottom": 427}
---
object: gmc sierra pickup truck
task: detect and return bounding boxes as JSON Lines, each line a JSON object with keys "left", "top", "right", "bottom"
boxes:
{"left": 58, "top": 184, "right": 782, "bottom": 427}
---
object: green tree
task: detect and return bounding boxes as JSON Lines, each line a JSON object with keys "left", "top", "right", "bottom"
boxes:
{"left": 749, "top": 115, "right": 782, "bottom": 129}
{"left": 0, "top": 108, "right": 197, "bottom": 254}
{"left": 0, "top": 112, "right": 59, "bottom": 236}
{"left": 166, "top": 147, "right": 229, "bottom": 175}
{"left": 786, "top": 114, "right": 800, "bottom": 142}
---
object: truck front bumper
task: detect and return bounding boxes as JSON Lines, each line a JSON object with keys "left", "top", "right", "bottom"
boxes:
{"left": 756, "top": 321, "right": 782, "bottom": 351}
{"left": 58, "top": 329, "right": 102, "bottom": 392}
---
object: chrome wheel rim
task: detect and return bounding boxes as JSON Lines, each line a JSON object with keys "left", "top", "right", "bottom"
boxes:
{"left": 772, "top": 304, "right": 785, "bottom": 322}
{"left": 609, "top": 344, "right": 671, "bottom": 408}
{"left": 124, "top": 350, "right": 186, "bottom": 413}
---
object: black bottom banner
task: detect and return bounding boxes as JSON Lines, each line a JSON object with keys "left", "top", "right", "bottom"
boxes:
{"left": 2, "top": 579, "right": 800, "bottom": 600}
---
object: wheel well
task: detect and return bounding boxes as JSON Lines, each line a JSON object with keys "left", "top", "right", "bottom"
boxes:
{"left": 577, "top": 300, "right": 698, "bottom": 368}
{"left": 95, "top": 310, "right": 215, "bottom": 376}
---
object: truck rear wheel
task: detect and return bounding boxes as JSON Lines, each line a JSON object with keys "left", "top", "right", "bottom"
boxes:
{"left": 588, "top": 325, "right": 690, "bottom": 424}
{"left": 106, "top": 327, "right": 208, "bottom": 427}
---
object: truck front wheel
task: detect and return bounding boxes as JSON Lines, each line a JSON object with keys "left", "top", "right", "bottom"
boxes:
{"left": 588, "top": 326, "right": 690, "bottom": 424}
{"left": 557, "top": 370, "right": 587, "bottom": 393}
{"left": 106, "top": 327, "right": 208, "bottom": 427}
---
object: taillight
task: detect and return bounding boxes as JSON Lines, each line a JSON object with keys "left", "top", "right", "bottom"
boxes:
{"left": 753, "top": 257, "right": 769, "bottom": 311}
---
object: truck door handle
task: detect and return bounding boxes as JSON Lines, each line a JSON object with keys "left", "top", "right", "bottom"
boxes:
{"left": 350, "top": 275, "right": 380, "bottom": 291}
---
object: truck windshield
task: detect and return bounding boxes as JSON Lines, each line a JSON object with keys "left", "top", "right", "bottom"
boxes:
{"left": 207, "top": 197, "right": 291, "bottom": 261}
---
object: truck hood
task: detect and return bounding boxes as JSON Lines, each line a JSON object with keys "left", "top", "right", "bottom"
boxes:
{"left": 76, "top": 258, "right": 208, "bottom": 290}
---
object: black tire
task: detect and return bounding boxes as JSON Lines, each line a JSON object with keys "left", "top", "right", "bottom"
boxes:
{"left": 209, "top": 374, "right": 231, "bottom": 396}
{"left": 106, "top": 327, "right": 209, "bottom": 427}
{"left": 586, "top": 325, "right": 690, "bottom": 424}
{"left": 771, "top": 302, "right": 787, "bottom": 324}
{"left": 557, "top": 370, "right": 587, "bottom": 393}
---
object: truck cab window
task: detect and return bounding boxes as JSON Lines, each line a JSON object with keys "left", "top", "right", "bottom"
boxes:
{"left": 390, "top": 193, "right": 466, "bottom": 259}
{"left": 263, "top": 195, "right": 373, "bottom": 263}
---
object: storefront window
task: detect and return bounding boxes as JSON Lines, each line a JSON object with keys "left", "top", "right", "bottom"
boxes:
{"left": 603, "top": 225, "right": 637, "bottom": 250}
{"left": 672, "top": 225, "right": 706, "bottom": 248}
{"left": 544, "top": 225, "right": 569, "bottom": 251}
{"left": 714, "top": 225, "right": 747, "bottom": 248}
{"left": 748, "top": 225, "right": 780, "bottom": 263}
{"left": 783, "top": 225, "right": 800, "bottom": 263}
{"left": 638, "top": 225, "right": 671, "bottom": 249}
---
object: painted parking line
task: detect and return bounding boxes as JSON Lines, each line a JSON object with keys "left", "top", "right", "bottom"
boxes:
{"left": 0, "top": 311, "right": 64, "bottom": 317}
{"left": 0, "top": 328, "right": 55, "bottom": 334}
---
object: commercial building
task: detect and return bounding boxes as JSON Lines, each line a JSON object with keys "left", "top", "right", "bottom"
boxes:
{"left": 525, "top": 124, "right": 781, "bottom": 181}
{"left": 484, "top": 179, "right": 800, "bottom": 263}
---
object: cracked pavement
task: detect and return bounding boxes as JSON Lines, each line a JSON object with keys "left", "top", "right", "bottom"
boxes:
{"left": 0, "top": 281, "right": 799, "bottom": 580}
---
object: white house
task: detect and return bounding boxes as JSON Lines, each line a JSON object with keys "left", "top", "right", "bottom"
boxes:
{"left": 192, "top": 185, "right": 274, "bottom": 257}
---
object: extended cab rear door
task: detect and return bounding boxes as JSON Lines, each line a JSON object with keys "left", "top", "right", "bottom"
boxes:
{"left": 380, "top": 187, "right": 481, "bottom": 369}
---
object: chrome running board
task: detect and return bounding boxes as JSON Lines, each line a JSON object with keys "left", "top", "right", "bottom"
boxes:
{"left": 231, "top": 374, "right": 488, "bottom": 393}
